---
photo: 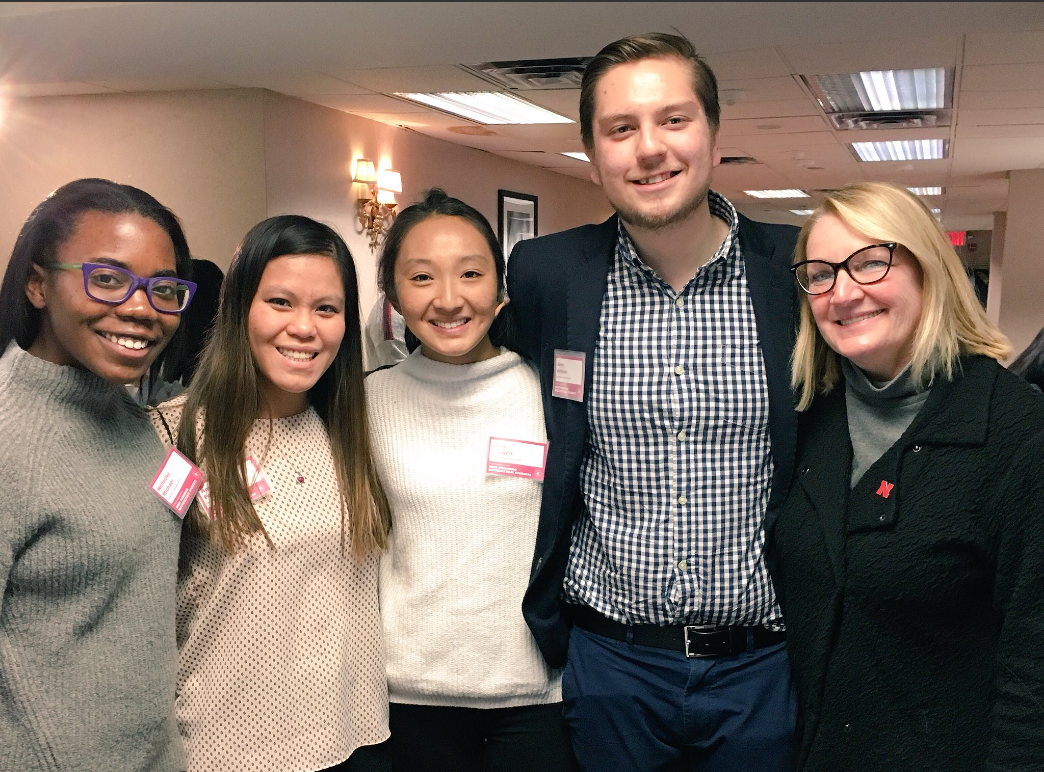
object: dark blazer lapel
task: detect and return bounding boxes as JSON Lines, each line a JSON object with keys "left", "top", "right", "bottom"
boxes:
{"left": 797, "top": 389, "right": 851, "bottom": 585}
{"left": 566, "top": 215, "right": 616, "bottom": 365}
{"left": 739, "top": 215, "right": 800, "bottom": 524}
{"left": 545, "top": 216, "right": 615, "bottom": 536}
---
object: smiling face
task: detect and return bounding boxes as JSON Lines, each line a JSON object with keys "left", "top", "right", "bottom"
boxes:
{"left": 25, "top": 210, "right": 181, "bottom": 384}
{"left": 806, "top": 213, "right": 925, "bottom": 381}
{"left": 393, "top": 214, "right": 505, "bottom": 365}
{"left": 247, "top": 253, "right": 346, "bottom": 418}
{"left": 587, "top": 55, "right": 721, "bottom": 231}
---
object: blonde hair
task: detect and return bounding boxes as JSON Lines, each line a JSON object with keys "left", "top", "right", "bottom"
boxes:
{"left": 791, "top": 182, "right": 1010, "bottom": 410}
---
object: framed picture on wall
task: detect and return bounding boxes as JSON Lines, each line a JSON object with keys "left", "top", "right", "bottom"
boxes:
{"left": 498, "top": 189, "right": 538, "bottom": 258}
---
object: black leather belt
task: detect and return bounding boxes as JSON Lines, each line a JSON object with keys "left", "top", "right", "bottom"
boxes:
{"left": 572, "top": 606, "right": 786, "bottom": 659}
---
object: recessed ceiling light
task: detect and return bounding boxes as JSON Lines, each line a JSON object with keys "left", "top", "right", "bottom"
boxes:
{"left": 809, "top": 68, "right": 950, "bottom": 113}
{"left": 931, "top": 208, "right": 942, "bottom": 214}
{"left": 560, "top": 152, "right": 589, "bottom": 162}
{"left": 744, "top": 189, "right": 809, "bottom": 199}
{"left": 850, "top": 140, "right": 947, "bottom": 162}
{"left": 907, "top": 186, "right": 944, "bottom": 196}
{"left": 790, "top": 209, "right": 815, "bottom": 216}
{"left": 393, "top": 91, "right": 573, "bottom": 125}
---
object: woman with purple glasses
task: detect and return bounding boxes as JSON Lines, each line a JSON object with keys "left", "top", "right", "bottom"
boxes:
{"left": 0, "top": 178, "right": 194, "bottom": 772}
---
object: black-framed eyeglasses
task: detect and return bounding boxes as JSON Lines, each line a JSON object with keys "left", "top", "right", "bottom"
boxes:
{"left": 790, "top": 242, "right": 898, "bottom": 296}
{"left": 50, "top": 262, "right": 197, "bottom": 314}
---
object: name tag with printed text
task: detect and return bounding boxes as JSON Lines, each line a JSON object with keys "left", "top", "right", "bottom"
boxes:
{"left": 150, "top": 447, "right": 204, "bottom": 518}
{"left": 552, "top": 349, "right": 585, "bottom": 402}
{"left": 486, "top": 437, "right": 548, "bottom": 480}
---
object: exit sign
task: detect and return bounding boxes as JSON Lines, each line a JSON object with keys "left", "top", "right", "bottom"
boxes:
{"left": 948, "top": 231, "right": 966, "bottom": 246}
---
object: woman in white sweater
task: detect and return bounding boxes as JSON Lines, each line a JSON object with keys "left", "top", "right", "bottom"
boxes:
{"left": 366, "top": 189, "right": 576, "bottom": 771}
{"left": 150, "top": 215, "right": 391, "bottom": 772}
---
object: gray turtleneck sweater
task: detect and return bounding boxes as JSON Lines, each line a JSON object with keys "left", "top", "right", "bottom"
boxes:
{"left": 842, "top": 358, "right": 931, "bottom": 488}
{"left": 0, "top": 344, "right": 184, "bottom": 772}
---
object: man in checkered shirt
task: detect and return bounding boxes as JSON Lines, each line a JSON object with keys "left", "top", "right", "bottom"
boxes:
{"left": 508, "top": 32, "right": 801, "bottom": 772}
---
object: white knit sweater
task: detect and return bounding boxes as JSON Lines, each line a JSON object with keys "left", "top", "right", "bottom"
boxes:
{"left": 366, "top": 348, "right": 562, "bottom": 708}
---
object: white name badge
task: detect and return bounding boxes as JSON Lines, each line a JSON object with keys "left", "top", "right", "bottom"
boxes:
{"left": 150, "top": 446, "right": 204, "bottom": 518}
{"left": 244, "top": 455, "right": 272, "bottom": 501}
{"left": 552, "top": 349, "right": 585, "bottom": 402}
{"left": 194, "top": 455, "right": 272, "bottom": 520}
{"left": 487, "top": 437, "right": 549, "bottom": 480}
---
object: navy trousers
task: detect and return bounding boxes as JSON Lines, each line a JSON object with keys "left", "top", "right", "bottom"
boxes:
{"left": 562, "top": 626, "right": 797, "bottom": 772}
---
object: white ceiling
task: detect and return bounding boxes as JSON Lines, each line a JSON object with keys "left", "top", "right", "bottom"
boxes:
{"left": 2, "top": 2, "right": 1044, "bottom": 232}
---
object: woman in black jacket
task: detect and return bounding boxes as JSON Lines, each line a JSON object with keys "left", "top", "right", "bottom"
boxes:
{"left": 773, "top": 181, "right": 1044, "bottom": 772}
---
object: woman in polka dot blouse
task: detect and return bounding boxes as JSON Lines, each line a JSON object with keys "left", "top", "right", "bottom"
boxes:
{"left": 149, "top": 215, "right": 391, "bottom": 772}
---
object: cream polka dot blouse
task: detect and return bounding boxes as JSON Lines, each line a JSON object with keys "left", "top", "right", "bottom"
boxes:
{"left": 150, "top": 395, "right": 388, "bottom": 772}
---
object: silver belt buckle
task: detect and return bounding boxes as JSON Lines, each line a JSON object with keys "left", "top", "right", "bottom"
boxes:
{"left": 683, "top": 624, "right": 724, "bottom": 658}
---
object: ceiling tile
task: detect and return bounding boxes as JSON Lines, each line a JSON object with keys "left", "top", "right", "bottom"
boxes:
{"left": 721, "top": 99, "right": 820, "bottom": 120}
{"left": 719, "top": 115, "right": 831, "bottom": 136}
{"left": 7, "top": 81, "right": 117, "bottom": 96}
{"left": 955, "top": 123, "right": 1044, "bottom": 139}
{"left": 960, "top": 63, "right": 1044, "bottom": 91}
{"left": 231, "top": 72, "right": 371, "bottom": 95}
{"left": 702, "top": 48, "right": 793, "bottom": 80}
{"left": 958, "top": 89, "right": 1044, "bottom": 110}
{"left": 779, "top": 35, "right": 960, "bottom": 73}
{"left": 302, "top": 93, "right": 426, "bottom": 113}
{"left": 717, "top": 76, "right": 808, "bottom": 102}
{"left": 329, "top": 65, "right": 493, "bottom": 94}
{"left": 517, "top": 89, "right": 580, "bottom": 121}
{"left": 725, "top": 131, "right": 841, "bottom": 150}
{"left": 87, "top": 78, "right": 232, "bottom": 92}
{"left": 964, "top": 31, "right": 1044, "bottom": 65}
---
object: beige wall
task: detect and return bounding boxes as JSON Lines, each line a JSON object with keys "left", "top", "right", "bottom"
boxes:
{"left": 0, "top": 87, "right": 611, "bottom": 319}
{"left": 994, "top": 169, "right": 1044, "bottom": 360}
{"left": 0, "top": 89, "right": 268, "bottom": 273}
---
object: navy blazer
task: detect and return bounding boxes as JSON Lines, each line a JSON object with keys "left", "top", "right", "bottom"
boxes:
{"left": 506, "top": 213, "right": 801, "bottom": 668}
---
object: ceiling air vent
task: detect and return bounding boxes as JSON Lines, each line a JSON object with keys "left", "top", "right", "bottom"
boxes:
{"left": 462, "top": 58, "right": 592, "bottom": 90}
{"left": 828, "top": 109, "right": 950, "bottom": 131}
{"left": 800, "top": 69, "right": 954, "bottom": 131}
{"left": 720, "top": 155, "right": 760, "bottom": 165}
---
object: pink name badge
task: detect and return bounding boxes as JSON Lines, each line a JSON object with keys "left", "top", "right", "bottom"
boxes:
{"left": 244, "top": 455, "right": 272, "bottom": 501}
{"left": 192, "top": 456, "right": 271, "bottom": 521}
{"left": 150, "top": 446, "right": 205, "bottom": 518}
{"left": 552, "top": 350, "right": 586, "bottom": 402}
{"left": 486, "top": 437, "right": 548, "bottom": 480}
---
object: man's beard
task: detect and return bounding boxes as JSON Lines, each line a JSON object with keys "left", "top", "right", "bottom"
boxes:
{"left": 615, "top": 185, "right": 708, "bottom": 232}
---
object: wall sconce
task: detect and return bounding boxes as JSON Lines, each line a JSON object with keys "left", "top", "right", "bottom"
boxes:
{"left": 353, "top": 158, "right": 402, "bottom": 250}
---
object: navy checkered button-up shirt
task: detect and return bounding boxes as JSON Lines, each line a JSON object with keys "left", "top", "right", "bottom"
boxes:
{"left": 563, "top": 191, "right": 783, "bottom": 628}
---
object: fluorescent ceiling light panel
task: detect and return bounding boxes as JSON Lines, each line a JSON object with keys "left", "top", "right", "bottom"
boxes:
{"left": 907, "top": 186, "right": 943, "bottom": 196}
{"left": 851, "top": 139, "right": 947, "bottom": 162}
{"left": 790, "top": 209, "right": 815, "bottom": 216}
{"left": 394, "top": 91, "right": 573, "bottom": 124}
{"left": 811, "top": 68, "right": 948, "bottom": 113}
{"left": 560, "top": 151, "right": 589, "bottom": 162}
{"left": 744, "top": 189, "right": 809, "bottom": 199}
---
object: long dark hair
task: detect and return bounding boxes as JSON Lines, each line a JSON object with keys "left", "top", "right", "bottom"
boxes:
{"left": 177, "top": 215, "right": 390, "bottom": 557}
{"left": 0, "top": 178, "right": 192, "bottom": 362}
{"left": 377, "top": 187, "right": 513, "bottom": 351}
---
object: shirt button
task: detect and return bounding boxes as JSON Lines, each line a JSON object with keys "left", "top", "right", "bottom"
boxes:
{"left": 678, "top": 495, "right": 688, "bottom": 505}
{"left": 678, "top": 559, "right": 688, "bottom": 570}
{"left": 675, "top": 297, "right": 684, "bottom": 309}
{"left": 913, "top": 445, "right": 922, "bottom": 452}
{"left": 677, "top": 430, "right": 687, "bottom": 441}
{"left": 674, "top": 365, "right": 684, "bottom": 375}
